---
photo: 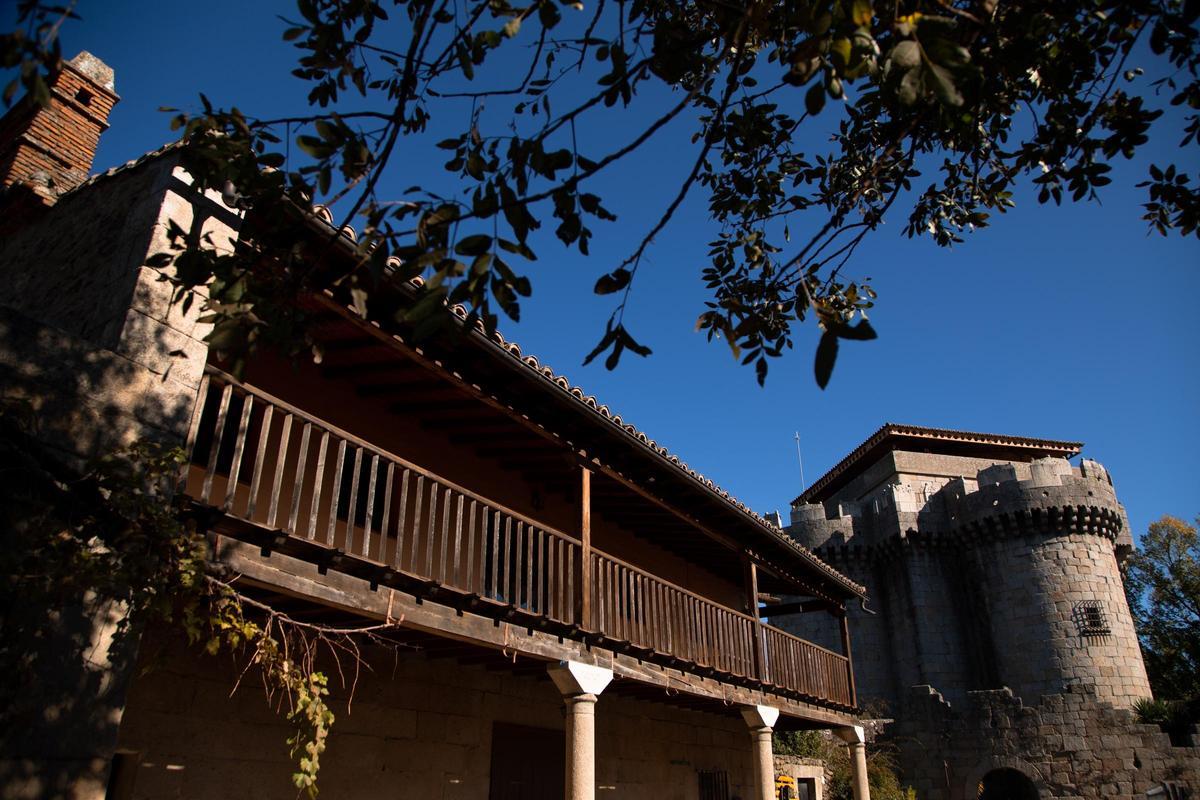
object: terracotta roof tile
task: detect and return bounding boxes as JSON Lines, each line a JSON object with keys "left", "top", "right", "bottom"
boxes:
{"left": 69, "top": 142, "right": 864, "bottom": 597}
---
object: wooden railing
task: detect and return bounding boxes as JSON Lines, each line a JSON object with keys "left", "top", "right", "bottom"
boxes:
{"left": 185, "top": 368, "right": 854, "bottom": 709}
{"left": 185, "top": 369, "right": 579, "bottom": 624}
{"left": 761, "top": 626, "right": 853, "bottom": 704}
{"left": 590, "top": 551, "right": 758, "bottom": 679}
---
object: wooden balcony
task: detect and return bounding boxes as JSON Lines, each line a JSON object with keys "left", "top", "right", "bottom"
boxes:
{"left": 184, "top": 368, "right": 856, "bottom": 711}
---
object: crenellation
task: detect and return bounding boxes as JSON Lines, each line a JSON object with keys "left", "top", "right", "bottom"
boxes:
{"left": 774, "top": 425, "right": 1190, "bottom": 799}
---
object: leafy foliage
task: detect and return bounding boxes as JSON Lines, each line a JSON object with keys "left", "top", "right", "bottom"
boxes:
{"left": 0, "top": 400, "right": 338, "bottom": 795}
{"left": 4, "top": 1, "right": 1199, "bottom": 388}
{"left": 1133, "top": 696, "right": 1200, "bottom": 747}
{"left": 773, "top": 728, "right": 915, "bottom": 800}
{"left": 1124, "top": 514, "right": 1200, "bottom": 703}
{"left": 0, "top": 1, "right": 75, "bottom": 107}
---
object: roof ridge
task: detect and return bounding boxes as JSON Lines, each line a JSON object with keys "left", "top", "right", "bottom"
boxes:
{"left": 796, "top": 422, "right": 1084, "bottom": 506}
{"left": 305, "top": 206, "right": 864, "bottom": 597}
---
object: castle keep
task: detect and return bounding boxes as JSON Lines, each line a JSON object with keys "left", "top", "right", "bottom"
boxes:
{"left": 777, "top": 424, "right": 1198, "bottom": 800}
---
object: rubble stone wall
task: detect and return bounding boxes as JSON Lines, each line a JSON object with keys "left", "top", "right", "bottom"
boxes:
{"left": 893, "top": 685, "right": 1199, "bottom": 800}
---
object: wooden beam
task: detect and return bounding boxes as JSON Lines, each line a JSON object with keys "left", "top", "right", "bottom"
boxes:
{"left": 318, "top": 336, "right": 382, "bottom": 353}
{"left": 355, "top": 377, "right": 435, "bottom": 397}
{"left": 744, "top": 556, "right": 766, "bottom": 682}
{"left": 321, "top": 361, "right": 406, "bottom": 379}
{"left": 575, "top": 467, "right": 592, "bottom": 630}
{"left": 759, "top": 599, "right": 838, "bottom": 616}
{"left": 308, "top": 295, "right": 853, "bottom": 603}
{"left": 212, "top": 533, "right": 856, "bottom": 727}
{"left": 390, "top": 399, "right": 490, "bottom": 415}
{"left": 840, "top": 613, "right": 857, "bottom": 708}
{"left": 449, "top": 430, "right": 537, "bottom": 445}
{"left": 591, "top": 464, "right": 745, "bottom": 555}
{"left": 422, "top": 417, "right": 517, "bottom": 431}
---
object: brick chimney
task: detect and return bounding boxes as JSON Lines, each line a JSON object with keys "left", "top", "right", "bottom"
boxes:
{"left": 0, "top": 51, "right": 118, "bottom": 213}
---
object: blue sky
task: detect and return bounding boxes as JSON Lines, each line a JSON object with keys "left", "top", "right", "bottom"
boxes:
{"left": 45, "top": 2, "right": 1199, "bottom": 539}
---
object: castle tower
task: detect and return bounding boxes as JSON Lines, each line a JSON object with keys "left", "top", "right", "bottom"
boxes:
{"left": 777, "top": 424, "right": 1151, "bottom": 711}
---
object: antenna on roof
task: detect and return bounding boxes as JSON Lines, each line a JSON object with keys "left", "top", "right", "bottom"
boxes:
{"left": 794, "top": 432, "right": 807, "bottom": 497}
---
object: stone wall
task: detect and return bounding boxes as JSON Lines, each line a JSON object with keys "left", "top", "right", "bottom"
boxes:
{"left": 783, "top": 452, "right": 1150, "bottom": 713}
{"left": 966, "top": 532, "right": 1151, "bottom": 708}
{"left": 112, "top": 630, "right": 757, "bottom": 800}
{"left": 892, "top": 685, "right": 1200, "bottom": 800}
{"left": 0, "top": 154, "right": 233, "bottom": 800}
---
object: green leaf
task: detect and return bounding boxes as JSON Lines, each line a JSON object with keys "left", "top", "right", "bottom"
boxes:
{"left": 832, "top": 318, "right": 878, "bottom": 341}
{"left": 583, "top": 318, "right": 618, "bottom": 366}
{"left": 890, "top": 40, "right": 921, "bottom": 71}
{"left": 594, "top": 268, "right": 631, "bottom": 295}
{"left": 455, "top": 234, "right": 492, "bottom": 256}
{"left": 805, "top": 82, "right": 826, "bottom": 116}
{"left": 814, "top": 330, "right": 839, "bottom": 389}
{"left": 898, "top": 66, "right": 922, "bottom": 105}
{"left": 925, "top": 61, "right": 963, "bottom": 106}
{"left": 849, "top": 0, "right": 873, "bottom": 27}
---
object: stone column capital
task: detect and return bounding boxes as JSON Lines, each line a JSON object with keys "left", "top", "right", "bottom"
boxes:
{"left": 740, "top": 704, "right": 780, "bottom": 731}
{"left": 548, "top": 661, "right": 613, "bottom": 698}
{"left": 834, "top": 725, "right": 866, "bottom": 745}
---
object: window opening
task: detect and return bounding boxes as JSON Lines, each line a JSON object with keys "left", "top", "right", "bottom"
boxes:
{"left": 1072, "top": 600, "right": 1111, "bottom": 637}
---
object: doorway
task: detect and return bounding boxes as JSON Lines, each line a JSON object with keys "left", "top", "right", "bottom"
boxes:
{"left": 977, "top": 768, "right": 1038, "bottom": 800}
{"left": 488, "top": 722, "right": 565, "bottom": 800}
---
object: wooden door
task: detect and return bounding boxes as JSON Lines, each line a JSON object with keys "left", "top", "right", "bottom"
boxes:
{"left": 487, "top": 722, "right": 565, "bottom": 800}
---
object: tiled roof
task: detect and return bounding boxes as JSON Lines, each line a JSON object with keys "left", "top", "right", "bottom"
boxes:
{"left": 794, "top": 423, "right": 1083, "bottom": 505}
{"left": 308, "top": 205, "right": 865, "bottom": 597}
{"left": 59, "top": 145, "right": 865, "bottom": 598}
{"left": 65, "top": 138, "right": 187, "bottom": 195}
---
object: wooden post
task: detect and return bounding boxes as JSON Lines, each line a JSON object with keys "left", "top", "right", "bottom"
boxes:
{"left": 574, "top": 466, "right": 592, "bottom": 629}
{"left": 744, "top": 555, "right": 766, "bottom": 682}
{"left": 838, "top": 608, "right": 857, "bottom": 707}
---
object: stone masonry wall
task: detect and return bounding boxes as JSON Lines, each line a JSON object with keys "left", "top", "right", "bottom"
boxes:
{"left": 892, "top": 685, "right": 1200, "bottom": 800}
{"left": 772, "top": 552, "right": 898, "bottom": 712}
{"left": 0, "top": 157, "right": 234, "bottom": 800}
{"left": 967, "top": 532, "right": 1151, "bottom": 708}
{"left": 113, "top": 630, "right": 756, "bottom": 800}
{"left": 785, "top": 453, "right": 1148, "bottom": 713}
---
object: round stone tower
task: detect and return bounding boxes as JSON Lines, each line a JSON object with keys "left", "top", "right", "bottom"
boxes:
{"left": 947, "top": 456, "right": 1151, "bottom": 706}
{"left": 778, "top": 424, "right": 1151, "bottom": 712}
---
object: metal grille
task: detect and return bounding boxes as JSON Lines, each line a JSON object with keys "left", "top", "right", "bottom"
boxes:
{"left": 1073, "top": 600, "right": 1111, "bottom": 637}
{"left": 698, "top": 770, "right": 730, "bottom": 800}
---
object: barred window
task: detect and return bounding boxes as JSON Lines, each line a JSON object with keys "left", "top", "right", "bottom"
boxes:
{"left": 698, "top": 770, "right": 730, "bottom": 800}
{"left": 1072, "top": 600, "right": 1111, "bottom": 637}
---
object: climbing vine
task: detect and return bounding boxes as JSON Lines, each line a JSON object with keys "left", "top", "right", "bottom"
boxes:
{"left": 0, "top": 399, "right": 397, "bottom": 796}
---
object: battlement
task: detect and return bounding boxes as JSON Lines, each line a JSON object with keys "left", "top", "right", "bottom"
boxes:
{"left": 787, "top": 456, "right": 1125, "bottom": 554}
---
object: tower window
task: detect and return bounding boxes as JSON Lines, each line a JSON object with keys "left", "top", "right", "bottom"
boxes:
{"left": 1073, "top": 600, "right": 1111, "bottom": 637}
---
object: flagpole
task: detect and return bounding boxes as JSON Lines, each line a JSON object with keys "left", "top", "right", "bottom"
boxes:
{"left": 794, "top": 432, "right": 806, "bottom": 495}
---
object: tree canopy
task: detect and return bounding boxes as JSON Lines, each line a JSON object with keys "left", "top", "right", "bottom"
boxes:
{"left": 1125, "top": 514, "right": 1200, "bottom": 702}
{"left": 4, "top": 0, "right": 1199, "bottom": 385}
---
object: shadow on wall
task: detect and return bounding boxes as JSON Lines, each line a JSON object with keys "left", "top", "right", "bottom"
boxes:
{"left": 0, "top": 302, "right": 203, "bottom": 799}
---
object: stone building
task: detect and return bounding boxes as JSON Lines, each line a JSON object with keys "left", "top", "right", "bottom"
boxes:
{"left": 777, "top": 424, "right": 1199, "bottom": 800}
{"left": 0, "top": 54, "right": 874, "bottom": 800}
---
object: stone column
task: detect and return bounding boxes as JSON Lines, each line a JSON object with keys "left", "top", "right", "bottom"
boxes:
{"left": 835, "top": 726, "right": 871, "bottom": 800}
{"left": 548, "top": 661, "right": 613, "bottom": 800}
{"left": 740, "top": 705, "right": 780, "bottom": 800}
